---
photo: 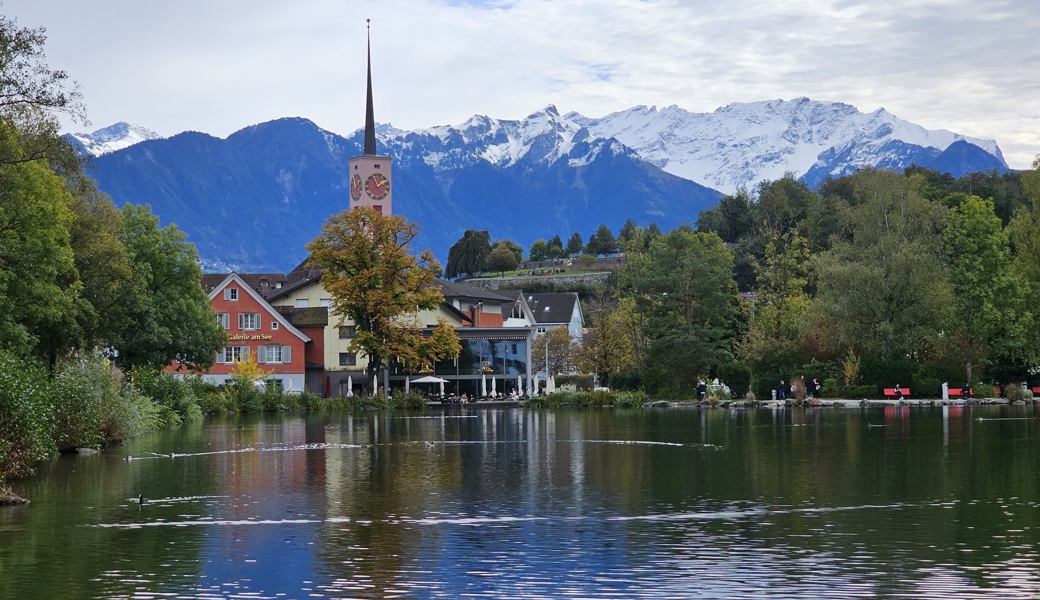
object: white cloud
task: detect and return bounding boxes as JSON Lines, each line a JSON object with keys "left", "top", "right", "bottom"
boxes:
{"left": 4, "top": 0, "right": 1038, "bottom": 168}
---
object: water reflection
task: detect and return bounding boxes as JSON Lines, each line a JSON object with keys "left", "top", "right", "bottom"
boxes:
{"left": 1, "top": 405, "right": 1039, "bottom": 599}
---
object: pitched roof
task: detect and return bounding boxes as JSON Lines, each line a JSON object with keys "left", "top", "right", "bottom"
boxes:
{"left": 524, "top": 292, "right": 581, "bottom": 325}
{"left": 206, "top": 273, "right": 312, "bottom": 343}
{"left": 436, "top": 278, "right": 515, "bottom": 303}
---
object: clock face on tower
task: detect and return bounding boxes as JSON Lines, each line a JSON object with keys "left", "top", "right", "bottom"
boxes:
{"left": 365, "top": 173, "right": 390, "bottom": 200}
{"left": 349, "top": 174, "right": 363, "bottom": 200}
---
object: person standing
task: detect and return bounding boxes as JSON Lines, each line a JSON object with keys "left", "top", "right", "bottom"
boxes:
{"left": 696, "top": 379, "right": 707, "bottom": 401}
{"left": 776, "top": 380, "right": 787, "bottom": 401}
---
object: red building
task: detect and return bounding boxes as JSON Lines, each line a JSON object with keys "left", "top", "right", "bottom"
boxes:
{"left": 172, "top": 273, "right": 319, "bottom": 393}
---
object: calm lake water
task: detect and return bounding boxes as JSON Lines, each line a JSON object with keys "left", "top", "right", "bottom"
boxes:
{"left": 2, "top": 404, "right": 1040, "bottom": 599}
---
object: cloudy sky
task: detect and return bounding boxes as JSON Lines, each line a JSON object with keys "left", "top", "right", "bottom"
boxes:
{"left": 6, "top": 0, "right": 1039, "bottom": 169}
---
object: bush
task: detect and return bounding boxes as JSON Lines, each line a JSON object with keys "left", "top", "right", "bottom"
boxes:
{"left": 131, "top": 368, "right": 206, "bottom": 425}
{"left": 608, "top": 369, "right": 642, "bottom": 391}
{"left": 51, "top": 354, "right": 117, "bottom": 451}
{"left": 390, "top": 390, "right": 427, "bottom": 410}
{"left": 843, "top": 384, "right": 878, "bottom": 398}
{"left": 972, "top": 383, "right": 995, "bottom": 398}
{"left": 1006, "top": 385, "right": 1034, "bottom": 402}
{"left": 911, "top": 376, "right": 941, "bottom": 399}
{"left": 104, "top": 383, "right": 160, "bottom": 441}
{"left": 716, "top": 362, "right": 751, "bottom": 398}
{"left": 821, "top": 377, "right": 841, "bottom": 399}
{"left": 0, "top": 351, "right": 55, "bottom": 480}
{"left": 614, "top": 391, "right": 647, "bottom": 408}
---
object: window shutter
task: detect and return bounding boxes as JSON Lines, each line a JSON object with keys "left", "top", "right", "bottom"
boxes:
{"left": 283, "top": 346, "right": 291, "bottom": 364}
{"left": 216, "top": 349, "right": 225, "bottom": 364}
{"left": 256, "top": 314, "right": 261, "bottom": 329}
{"left": 257, "top": 346, "right": 267, "bottom": 363}
{"left": 238, "top": 313, "right": 244, "bottom": 329}
{"left": 224, "top": 288, "right": 232, "bottom": 300}
{"left": 242, "top": 347, "right": 250, "bottom": 361}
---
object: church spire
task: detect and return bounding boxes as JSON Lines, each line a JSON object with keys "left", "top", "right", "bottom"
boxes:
{"left": 363, "top": 18, "right": 377, "bottom": 156}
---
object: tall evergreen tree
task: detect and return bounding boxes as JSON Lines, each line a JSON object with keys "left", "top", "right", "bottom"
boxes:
{"left": 445, "top": 229, "right": 491, "bottom": 279}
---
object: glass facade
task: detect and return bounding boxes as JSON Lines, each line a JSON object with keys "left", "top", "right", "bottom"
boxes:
{"left": 437, "top": 338, "right": 528, "bottom": 376}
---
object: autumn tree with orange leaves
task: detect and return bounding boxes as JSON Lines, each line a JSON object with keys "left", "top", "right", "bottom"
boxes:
{"left": 307, "top": 207, "right": 460, "bottom": 392}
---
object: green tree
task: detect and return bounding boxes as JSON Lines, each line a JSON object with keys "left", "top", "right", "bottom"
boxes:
{"left": 697, "top": 190, "right": 755, "bottom": 243}
{"left": 485, "top": 242, "right": 519, "bottom": 274}
{"left": 813, "top": 170, "right": 951, "bottom": 363}
{"left": 943, "top": 195, "right": 1017, "bottom": 382}
{"left": 528, "top": 239, "right": 549, "bottom": 262}
{"left": 617, "top": 219, "right": 638, "bottom": 246}
{"left": 586, "top": 223, "right": 618, "bottom": 256}
{"left": 115, "top": 205, "right": 226, "bottom": 370}
{"left": 445, "top": 229, "right": 491, "bottom": 279}
{"left": 576, "top": 297, "right": 642, "bottom": 383}
{"left": 307, "top": 207, "right": 461, "bottom": 388}
{"left": 635, "top": 229, "right": 739, "bottom": 394}
{"left": 566, "top": 232, "right": 584, "bottom": 256}
{"left": 532, "top": 326, "right": 577, "bottom": 377}
{"left": 67, "top": 183, "right": 134, "bottom": 350}
{"left": 548, "top": 234, "right": 566, "bottom": 259}
{"left": 0, "top": 144, "right": 78, "bottom": 361}
{"left": 494, "top": 238, "right": 524, "bottom": 264}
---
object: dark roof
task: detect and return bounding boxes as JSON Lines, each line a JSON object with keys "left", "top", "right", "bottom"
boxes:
{"left": 436, "top": 278, "right": 515, "bottom": 303}
{"left": 525, "top": 292, "right": 580, "bottom": 325}
{"left": 202, "top": 272, "right": 292, "bottom": 295}
{"left": 274, "top": 306, "right": 329, "bottom": 328}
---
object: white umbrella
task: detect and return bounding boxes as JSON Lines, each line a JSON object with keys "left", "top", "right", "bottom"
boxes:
{"left": 548, "top": 374, "right": 556, "bottom": 394}
{"left": 347, "top": 376, "right": 353, "bottom": 397}
{"left": 405, "top": 377, "right": 410, "bottom": 393}
{"left": 372, "top": 375, "right": 377, "bottom": 396}
{"left": 491, "top": 376, "right": 497, "bottom": 395}
{"left": 517, "top": 374, "right": 523, "bottom": 394}
{"left": 481, "top": 373, "right": 487, "bottom": 397}
{"left": 439, "top": 380, "right": 445, "bottom": 396}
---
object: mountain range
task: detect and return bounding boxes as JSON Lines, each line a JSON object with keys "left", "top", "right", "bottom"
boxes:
{"left": 77, "top": 98, "right": 1009, "bottom": 272}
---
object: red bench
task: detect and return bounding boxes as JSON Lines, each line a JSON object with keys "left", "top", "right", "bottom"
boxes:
{"left": 883, "top": 388, "right": 910, "bottom": 398}
{"left": 949, "top": 388, "right": 970, "bottom": 397}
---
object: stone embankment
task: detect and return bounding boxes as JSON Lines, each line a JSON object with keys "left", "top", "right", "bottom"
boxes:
{"left": 465, "top": 272, "right": 611, "bottom": 291}
{"left": 643, "top": 398, "right": 1030, "bottom": 409}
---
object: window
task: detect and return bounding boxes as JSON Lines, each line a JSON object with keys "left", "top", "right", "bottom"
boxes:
{"left": 216, "top": 313, "right": 230, "bottom": 329}
{"left": 271, "top": 320, "right": 279, "bottom": 330}
{"left": 224, "top": 287, "right": 239, "bottom": 301}
{"left": 338, "top": 326, "right": 355, "bottom": 339}
{"left": 265, "top": 379, "right": 284, "bottom": 393}
{"left": 257, "top": 345, "right": 291, "bottom": 364}
{"left": 295, "top": 299, "right": 310, "bottom": 308}
{"left": 339, "top": 353, "right": 357, "bottom": 366}
{"left": 238, "top": 313, "right": 261, "bottom": 330}
{"left": 220, "top": 346, "right": 249, "bottom": 363}
{"left": 320, "top": 299, "right": 332, "bottom": 311}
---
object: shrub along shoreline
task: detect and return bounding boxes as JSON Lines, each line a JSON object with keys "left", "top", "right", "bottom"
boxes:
{"left": 4, "top": 348, "right": 1034, "bottom": 491}
{"left": 0, "top": 350, "right": 427, "bottom": 486}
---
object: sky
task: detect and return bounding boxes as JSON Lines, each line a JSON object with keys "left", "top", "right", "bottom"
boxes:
{"left": 5, "top": 0, "right": 1039, "bottom": 169}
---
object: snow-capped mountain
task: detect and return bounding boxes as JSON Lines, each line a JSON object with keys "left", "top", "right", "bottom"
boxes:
{"left": 84, "top": 98, "right": 1008, "bottom": 271}
{"left": 70, "top": 122, "right": 161, "bottom": 156}
{"left": 569, "top": 98, "right": 1006, "bottom": 193}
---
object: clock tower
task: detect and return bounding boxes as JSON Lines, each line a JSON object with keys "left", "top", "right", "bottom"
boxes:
{"left": 348, "top": 19, "right": 392, "bottom": 215}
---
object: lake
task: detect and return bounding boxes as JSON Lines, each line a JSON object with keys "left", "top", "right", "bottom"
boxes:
{"left": 2, "top": 404, "right": 1039, "bottom": 599}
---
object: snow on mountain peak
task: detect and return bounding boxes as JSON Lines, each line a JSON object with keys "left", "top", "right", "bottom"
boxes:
{"left": 582, "top": 98, "right": 1004, "bottom": 193}
{"left": 363, "top": 98, "right": 1006, "bottom": 194}
{"left": 71, "top": 122, "right": 162, "bottom": 156}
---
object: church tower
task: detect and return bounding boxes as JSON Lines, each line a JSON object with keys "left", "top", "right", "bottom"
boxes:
{"left": 348, "top": 20, "right": 392, "bottom": 215}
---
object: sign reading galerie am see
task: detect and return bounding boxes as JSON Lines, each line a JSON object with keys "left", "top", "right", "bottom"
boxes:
{"left": 228, "top": 334, "right": 274, "bottom": 341}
